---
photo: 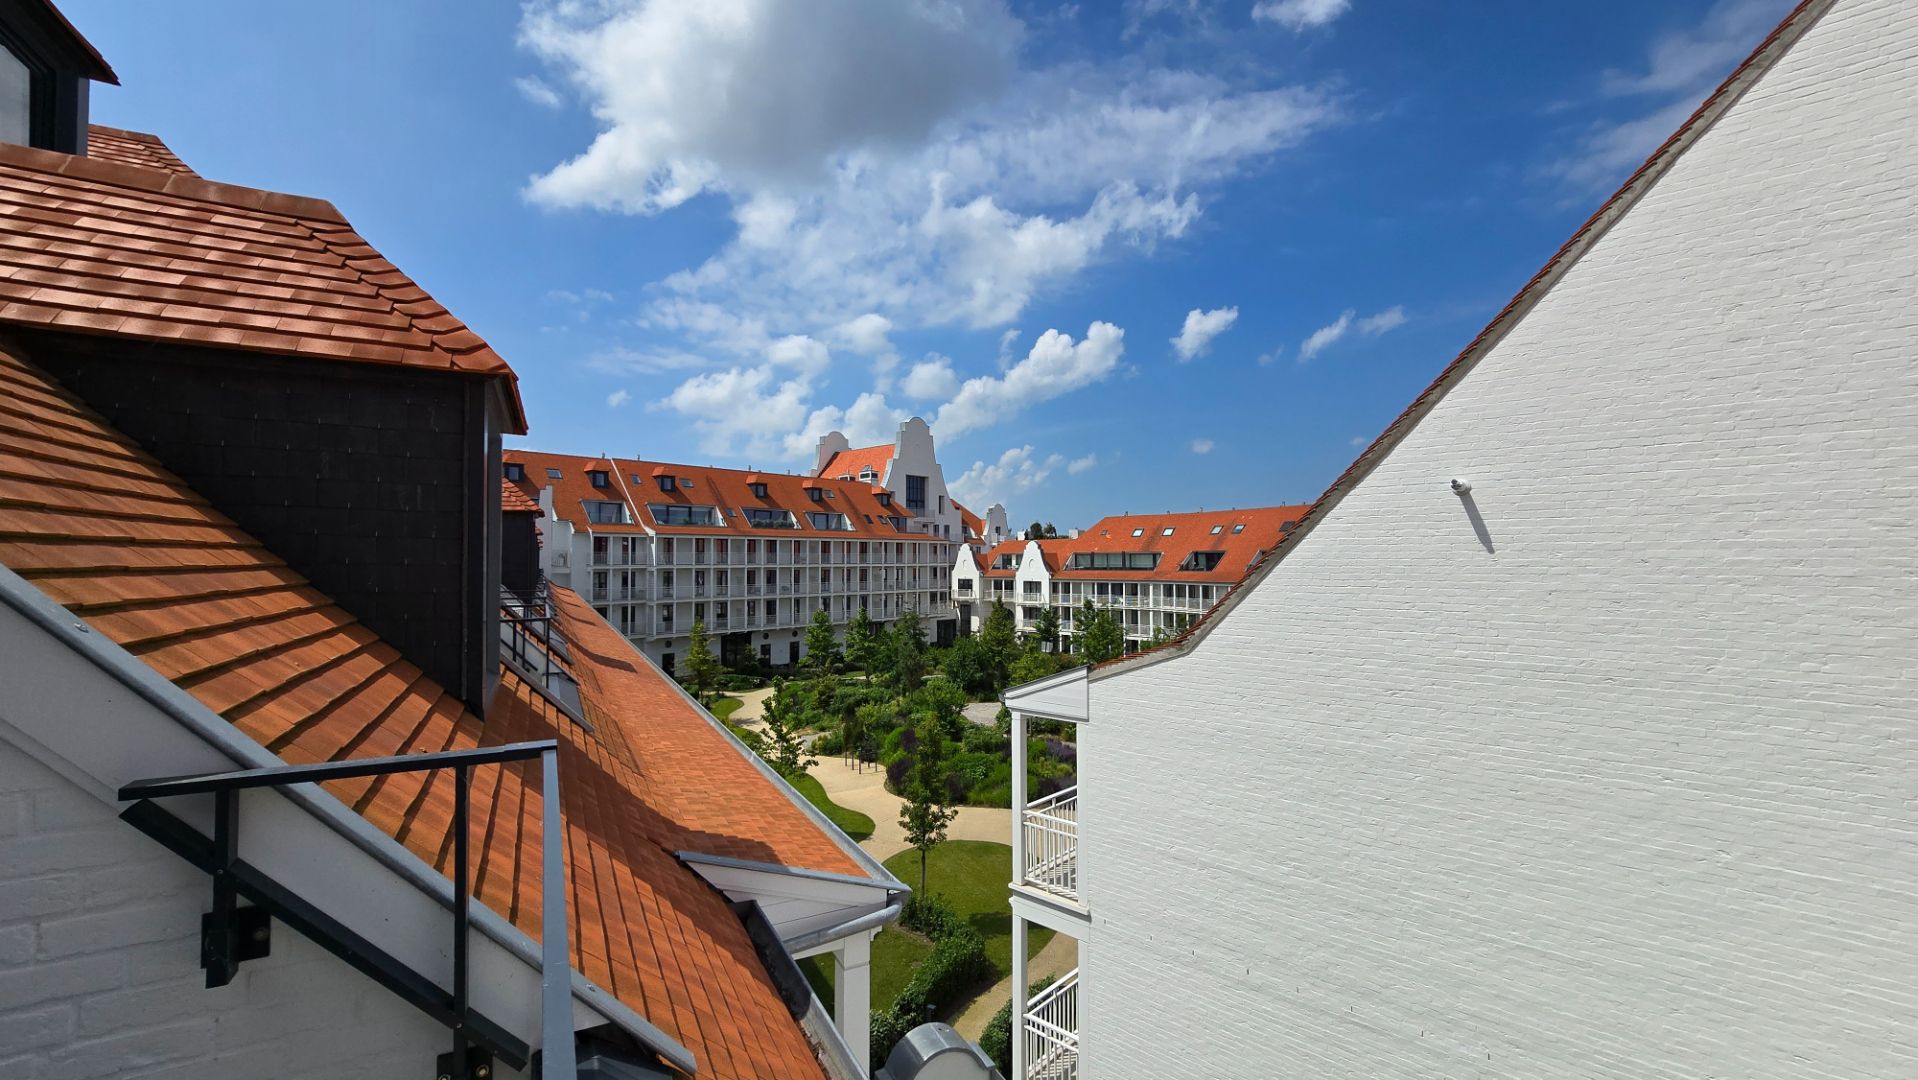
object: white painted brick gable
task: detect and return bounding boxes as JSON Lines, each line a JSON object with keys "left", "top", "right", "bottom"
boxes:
{"left": 1083, "top": 0, "right": 1918, "bottom": 1076}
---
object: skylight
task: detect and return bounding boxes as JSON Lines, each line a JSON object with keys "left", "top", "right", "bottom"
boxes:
{"left": 1162, "top": 527, "right": 1174, "bottom": 536}
{"left": 1131, "top": 528, "right": 1144, "bottom": 537}
{"left": 546, "top": 468, "right": 562, "bottom": 479}
{"left": 1210, "top": 525, "right": 1222, "bottom": 535}
{"left": 1232, "top": 523, "right": 1245, "bottom": 533}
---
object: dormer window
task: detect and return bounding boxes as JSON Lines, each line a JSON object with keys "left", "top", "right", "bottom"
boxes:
{"left": 1179, "top": 551, "right": 1226, "bottom": 572}
{"left": 807, "top": 487, "right": 823, "bottom": 502}
{"left": 504, "top": 462, "right": 525, "bottom": 482}
{"left": 588, "top": 470, "right": 610, "bottom": 488}
{"left": 750, "top": 482, "right": 769, "bottom": 498}
{"left": 658, "top": 475, "right": 676, "bottom": 492}
{"left": 876, "top": 492, "right": 892, "bottom": 507}
{"left": 0, "top": 8, "right": 115, "bottom": 155}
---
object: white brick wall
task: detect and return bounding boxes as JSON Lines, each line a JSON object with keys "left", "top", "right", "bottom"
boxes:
{"left": 1082, "top": 1, "right": 1918, "bottom": 1076}
{"left": 0, "top": 740, "right": 520, "bottom": 1080}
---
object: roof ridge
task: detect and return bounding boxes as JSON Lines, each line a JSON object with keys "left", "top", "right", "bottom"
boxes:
{"left": 0, "top": 141, "right": 344, "bottom": 223}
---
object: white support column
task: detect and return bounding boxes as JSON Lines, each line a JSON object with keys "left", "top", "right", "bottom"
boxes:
{"left": 1010, "top": 707, "right": 1028, "bottom": 886}
{"left": 835, "top": 929, "right": 874, "bottom": 1075}
{"left": 1011, "top": 913, "right": 1029, "bottom": 1080}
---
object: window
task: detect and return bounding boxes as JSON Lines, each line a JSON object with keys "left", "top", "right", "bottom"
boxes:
{"left": 807, "top": 487, "right": 824, "bottom": 502}
{"left": 1023, "top": 581, "right": 1040, "bottom": 596}
{"left": 650, "top": 504, "right": 718, "bottom": 527}
{"left": 806, "top": 511, "right": 850, "bottom": 531}
{"left": 1280, "top": 520, "right": 1298, "bottom": 534}
{"left": 750, "top": 482, "right": 769, "bottom": 498}
{"left": 1209, "top": 524, "right": 1222, "bottom": 535}
{"left": 938, "top": 495, "right": 947, "bottom": 514}
{"left": 1179, "top": 551, "right": 1226, "bottom": 572}
{"left": 905, "top": 475, "right": 927, "bottom": 511}
{"left": 586, "top": 500, "right": 628, "bottom": 524}
{"left": 744, "top": 507, "right": 797, "bottom": 528}
{"left": 1162, "top": 527, "right": 1174, "bottom": 536}
{"left": 658, "top": 475, "right": 677, "bottom": 492}
{"left": 0, "top": 46, "right": 29, "bottom": 148}
{"left": 589, "top": 470, "right": 610, "bottom": 488}
{"left": 876, "top": 492, "right": 891, "bottom": 507}
{"left": 504, "top": 462, "right": 525, "bottom": 482}
{"left": 1067, "top": 551, "right": 1161, "bottom": 571}
{"left": 1232, "top": 523, "right": 1246, "bottom": 534}
{"left": 991, "top": 553, "right": 1021, "bottom": 570}
{"left": 1131, "top": 528, "right": 1144, "bottom": 537}
{"left": 546, "top": 467, "right": 562, "bottom": 479}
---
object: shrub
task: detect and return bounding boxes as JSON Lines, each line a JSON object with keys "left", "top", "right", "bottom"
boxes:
{"left": 869, "top": 1007, "right": 914, "bottom": 1069}
{"left": 900, "top": 893, "right": 962, "bottom": 938}
{"left": 870, "top": 895, "right": 992, "bottom": 1065}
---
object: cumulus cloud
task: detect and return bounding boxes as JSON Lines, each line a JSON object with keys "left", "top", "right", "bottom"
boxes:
{"left": 515, "top": 75, "right": 563, "bottom": 108}
{"left": 1171, "top": 305, "right": 1238, "bottom": 361}
{"left": 606, "top": 388, "right": 631, "bottom": 408}
{"left": 1256, "top": 345, "right": 1284, "bottom": 366}
{"left": 765, "top": 334, "right": 833, "bottom": 377}
{"left": 1253, "top": 0, "right": 1351, "bottom": 31}
{"left": 1545, "top": 0, "right": 1793, "bottom": 192}
{"left": 936, "top": 322, "right": 1126, "bottom": 439}
{"left": 949, "top": 445, "right": 1066, "bottom": 509}
{"left": 901, "top": 357, "right": 961, "bottom": 401}
{"left": 1066, "top": 453, "right": 1098, "bottom": 475}
{"left": 658, "top": 366, "right": 813, "bottom": 458}
{"left": 521, "top": 1, "right": 1339, "bottom": 333}
{"left": 788, "top": 392, "right": 911, "bottom": 459}
{"left": 1298, "top": 304, "right": 1404, "bottom": 361}
{"left": 1190, "top": 437, "right": 1215, "bottom": 454}
{"left": 834, "top": 313, "right": 895, "bottom": 357}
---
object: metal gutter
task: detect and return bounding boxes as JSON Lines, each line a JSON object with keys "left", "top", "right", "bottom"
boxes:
{"left": 783, "top": 899, "right": 907, "bottom": 956}
{"left": 677, "top": 850, "right": 910, "bottom": 894}
{"left": 0, "top": 563, "right": 696, "bottom": 1078}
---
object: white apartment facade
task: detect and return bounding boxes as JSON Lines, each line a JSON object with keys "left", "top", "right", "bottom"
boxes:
{"left": 999, "top": 2, "right": 1918, "bottom": 1076}
{"left": 509, "top": 444, "right": 960, "bottom": 673}
{"left": 952, "top": 507, "right": 1309, "bottom": 650}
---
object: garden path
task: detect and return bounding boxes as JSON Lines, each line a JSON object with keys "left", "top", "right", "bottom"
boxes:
{"left": 961, "top": 701, "right": 1000, "bottom": 727}
{"left": 951, "top": 934, "right": 1079, "bottom": 1041}
{"left": 729, "top": 687, "right": 775, "bottom": 726}
{"left": 808, "top": 754, "right": 1014, "bottom": 862}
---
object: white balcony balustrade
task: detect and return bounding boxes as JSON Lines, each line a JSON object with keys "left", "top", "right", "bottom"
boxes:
{"left": 1020, "top": 786, "right": 1078, "bottom": 903}
{"left": 1023, "top": 969, "right": 1078, "bottom": 1080}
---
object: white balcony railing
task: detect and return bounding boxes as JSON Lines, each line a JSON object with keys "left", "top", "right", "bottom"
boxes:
{"left": 1023, "top": 969, "right": 1078, "bottom": 1080}
{"left": 1021, "top": 786, "right": 1077, "bottom": 903}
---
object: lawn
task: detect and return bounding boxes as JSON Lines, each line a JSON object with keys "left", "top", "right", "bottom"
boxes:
{"left": 801, "top": 840, "right": 1051, "bottom": 1016}
{"left": 710, "top": 695, "right": 744, "bottom": 722}
{"left": 789, "top": 771, "right": 874, "bottom": 841}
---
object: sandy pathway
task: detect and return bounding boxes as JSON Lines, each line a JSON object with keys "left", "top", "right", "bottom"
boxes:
{"left": 951, "top": 933, "right": 1079, "bottom": 1040}
{"left": 808, "top": 754, "right": 1014, "bottom": 863}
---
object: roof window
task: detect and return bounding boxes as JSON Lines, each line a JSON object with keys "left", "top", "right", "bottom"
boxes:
{"left": 588, "top": 470, "right": 610, "bottom": 488}
{"left": 1131, "top": 528, "right": 1144, "bottom": 537}
{"left": 1179, "top": 551, "right": 1225, "bottom": 572}
{"left": 744, "top": 507, "right": 797, "bottom": 529}
{"left": 658, "top": 475, "right": 677, "bottom": 492}
{"left": 806, "top": 511, "right": 851, "bottom": 531}
{"left": 651, "top": 504, "right": 718, "bottom": 527}
{"left": 504, "top": 462, "right": 525, "bottom": 482}
{"left": 586, "top": 500, "right": 629, "bottom": 524}
{"left": 1231, "top": 523, "right": 1245, "bottom": 534}
{"left": 1162, "top": 527, "right": 1174, "bottom": 536}
{"left": 1280, "top": 520, "right": 1298, "bottom": 534}
{"left": 1209, "top": 524, "right": 1222, "bottom": 535}
{"left": 546, "top": 467, "right": 562, "bottom": 479}
{"left": 1068, "top": 551, "right": 1161, "bottom": 571}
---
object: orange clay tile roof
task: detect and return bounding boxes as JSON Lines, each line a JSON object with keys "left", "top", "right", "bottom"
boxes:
{"left": 506, "top": 448, "right": 937, "bottom": 542}
{"left": 86, "top": 125, "right": 196, "bottom": 176}
{"left": 952, "top": 500, "right": 984, "bottom": 539}
{"left": 971, "top": 505, "right": 1312, "bottom": 584}
{"left": 0, "top": 139, "right": 527, "bottom": 434}
{"left": 501, "top": 477, "right": 542, "bottom": 514}
{"left": 0, "top": 347, "right": 842, "bottom": 1080}
{"left": 816, "top": 444, "right": 892, "bottom": 483}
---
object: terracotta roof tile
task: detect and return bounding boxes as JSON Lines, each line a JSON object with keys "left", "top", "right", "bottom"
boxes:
{"left": 816, "top": 443, "right": 892, "bottom": 483}
{"left": 501, "top": 477, "right": 541, "bottom": 514}
{"left": 0, "top": 140, "right": 526, "bottom": 433}
{"left": 85, "top": 126, "right": 196, "bottom": 176}
{"left": 974, "top": 505, "right": 1311, "bottom": 584}
{"left": 0, "top": 348, "right": 838, "bottom": 1079}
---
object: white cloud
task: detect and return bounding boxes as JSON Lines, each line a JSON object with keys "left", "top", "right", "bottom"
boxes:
{"left": 1298, "top": 304, "right": 1403, "bottom": 361}
{"left": 1171, "top": 305, "right": 1238, "bottom": 361}
{"left": 936, "top": 322, "right": 1126, "bottom": 438}
{"left": 515, "top": 75, "right": 563, "bottom": 108}
{"left": 1546, "top": 0, "right": 1793, "bottom": 193}
{"left": 834, "top": 313, "right": 895, "bottom": 357}
{"left": 949, "top": 445, "right": 1066, "bottom": 508}
{"left": 901, "top": 357, "right": 961, "bottom": 401}
{"left": 1298, "top": 309, "right": 1353, "bottom": 361}
{"left": 1190, "top": 437, "right": 1215, "bottom": 454}
{"left": 1252, "top": 0, "right": 1351, "bottom": 31}
{"left": 658, "top": 366, "right": 813, "bottom": 458}
{"left": 1066, "top": 453, "right": 1098, "bottom": 475}
{"left": 606, "top": 388, "right": 631, "bottom": 408}
{"left": 1356, "top": 305, "right": 1405, "bottom": 335}
{"left": 765, "top": 334, "right": 833, "bottom": 377}
{"left": 1256, "top": 345, "right": 1284, "bottom": 366}
{"left": 521, "top": 1, "right": 1340, "bottom": 334}
{"left": 788, "top": 392, "right": 911, "bottom": 459}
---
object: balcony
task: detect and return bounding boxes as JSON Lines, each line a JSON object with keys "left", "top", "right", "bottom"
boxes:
{"left": 1020, "top": 786, "right": 1077, "bottom": 903}
{"left": 1022, "top": 969, "right": 1078, "bottom": 1080}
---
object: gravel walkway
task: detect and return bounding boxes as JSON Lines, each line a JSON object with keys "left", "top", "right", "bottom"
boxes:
{"left": 952, "top": 933, "right": 1079, "bottom": 1041}
{"left": 808, "top": 755, "right": 1014, "bottom": 863}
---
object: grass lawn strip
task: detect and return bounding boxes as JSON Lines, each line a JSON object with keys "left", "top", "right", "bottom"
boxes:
{"left": 789, "top": 771, "right": 875, "bottom": 841}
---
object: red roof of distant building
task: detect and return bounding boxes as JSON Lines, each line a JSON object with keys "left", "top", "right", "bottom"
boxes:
{"left": 970, "top": 506, "right": 1311, "bottom": 583}
{"left": 0, "top": 137, "right": 526, "bottom": 433}
{"left": 953, "top": 500, "right": 985, "bottom": 539}
{"left": 817, "top": 444, "right": 892, "bottom": 482}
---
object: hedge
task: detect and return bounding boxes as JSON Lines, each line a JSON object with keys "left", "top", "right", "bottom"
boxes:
{"left": 979, "top": 974, "right": 1058, "bottom": 1077}
{"left": 869, "top": 894, "right": 990, "bottom": 1066}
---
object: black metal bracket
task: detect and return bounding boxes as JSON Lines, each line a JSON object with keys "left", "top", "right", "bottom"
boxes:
{"left": 118, "top": 740, "right": 559, "bottom": 1078}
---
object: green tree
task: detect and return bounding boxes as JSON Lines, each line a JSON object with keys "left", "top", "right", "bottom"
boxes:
{"left": 1009, "top": 642, "right": 1065, "bottom": 688}
{"left": 979, "top": 599, "right": 1017, "bottom": 691}
{"left": 1078, "top": 602, "right": 1125, "bottom": 665}
{"left": 1031, "top": 605, "right": 1060, "bottom": 653}
{"left": 940, "top": 634, "right": 992, "bottom": 698}
{"left": 898, "top": 715, "right": 958, "bottom": 893}
{"left": 888, "top": 607, "right": 927, "bottom": 695}
{"left": 803, "top": 607, "right": 841, "bottom": 677}
{"left": 843, "top": 606, "right": 880, "bottom": 680}
{"left": 1027, "top": 520, "right": 1045, "bottom": 540}
{"left": 758, "top": 680, "right": 818, "bottom": 778}
{"left": 683, "top": 618, "right": 724, "bottom": 705}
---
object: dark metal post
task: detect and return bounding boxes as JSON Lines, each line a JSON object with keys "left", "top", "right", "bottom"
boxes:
{"left": 205, "top": 788, "right": 238, "bottom": 987}
{"left": 452, "top": 764, "right": 471, "bottom": 1077}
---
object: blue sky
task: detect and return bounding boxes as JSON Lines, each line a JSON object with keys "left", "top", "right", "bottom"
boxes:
{"left": 65, "top": 0, "right": 1794, "bottom": 527}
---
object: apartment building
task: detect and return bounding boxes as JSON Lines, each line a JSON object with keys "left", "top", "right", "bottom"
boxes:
{"left": 0, "top": 5, "right": 901, "bottom": 1077}
{"left": 997, "top": 2, "right": 1918, "bottom": 1077}
{"left": 952, "top": 506, "right": 1310, "bottom": 650}
{"left": 955, "top": 500, "right": 1013, "bottom": 554}
{"left": 506, "top": 450, "right": 958, "bottom": 672}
